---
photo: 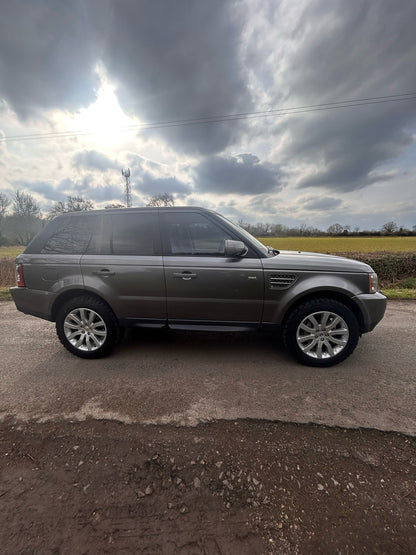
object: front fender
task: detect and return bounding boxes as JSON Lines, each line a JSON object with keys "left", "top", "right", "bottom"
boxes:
{"left": 262, "top": 272, "right": 368, "bottom": 324}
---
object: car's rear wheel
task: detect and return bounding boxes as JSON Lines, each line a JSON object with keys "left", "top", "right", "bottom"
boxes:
{"left": 283, "top": 298, "right": 360, "bottom": 367}
{"left": 56, "top": 296, "right": 118, "bottom": 359}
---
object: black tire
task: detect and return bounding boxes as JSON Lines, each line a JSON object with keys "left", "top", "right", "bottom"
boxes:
{"left": 56, "top": 296, "right": 119, "bottom": 359}
{"left": 283, "top": 298, "right": 360, "bottom": 367}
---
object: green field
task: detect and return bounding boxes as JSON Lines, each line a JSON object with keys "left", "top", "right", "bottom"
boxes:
{"left": 257, "top": 236, "right": 416, "bottom": 253}
{"left": 0, "top": 246, "right": 24, "bottom": 259}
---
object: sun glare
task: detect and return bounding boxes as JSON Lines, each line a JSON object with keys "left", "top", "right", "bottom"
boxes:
{"left": 70, "top": 79, "right": 136, "bottom": 145}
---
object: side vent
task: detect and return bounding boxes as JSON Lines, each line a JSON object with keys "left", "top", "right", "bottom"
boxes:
{"left": 269, "top": 273, "right": 297, "bottom": 290}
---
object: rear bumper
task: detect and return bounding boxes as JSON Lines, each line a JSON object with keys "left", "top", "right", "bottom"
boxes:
{"left": 10, "top": 287, "right": 54, "bottom": 321}
{"left": 352, "top": 291, "right": 387, "bottom": 333}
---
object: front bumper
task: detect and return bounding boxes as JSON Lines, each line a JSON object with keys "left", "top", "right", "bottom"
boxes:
{"left": 352, "top": 291, "right": 387, "bottom": 333}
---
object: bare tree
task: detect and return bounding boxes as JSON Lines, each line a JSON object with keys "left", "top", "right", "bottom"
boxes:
{"left": 381, "top": 221, "right": 398, "bottom": 235}
{"left": 146, "top": 193, "right": 175, "bottom": 207}
{"left": 12, "top": 190, "right": 40, "bottom": 218}
{"left": 327, "top": 223, "right": 344, "bottom": 236}
{"left": 0, "top": 192, "right": 10, "bottom": 219}
{"left": 48, "top": 196, "right": 94, "bottom": 219}
{"left": 105, "top": 203, "right": 125, "bottom": 209}
{"left": 0, "top": 192, "right": 10, "bottom": 243}
{"left": 6, "top": 190, "right": 42, "bottom": 245}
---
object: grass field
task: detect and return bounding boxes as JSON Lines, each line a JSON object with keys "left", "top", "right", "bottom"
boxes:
{"left": 257, "top": 236, "right": 416, "bottom": 253}
{"left": 0, "top": 246, "right": 24, "bottom": 259}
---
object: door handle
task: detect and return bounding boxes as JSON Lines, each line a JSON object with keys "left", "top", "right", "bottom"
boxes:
{"left": 92, "top": 269, "right": 115, "bottom": 277}
{"left": 173, "top": 271, "right": 197, "bottom": 280}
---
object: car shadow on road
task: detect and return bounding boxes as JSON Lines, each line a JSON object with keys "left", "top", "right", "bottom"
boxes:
{"left": 119, "top": 327, "right": 286, "bottom": 359}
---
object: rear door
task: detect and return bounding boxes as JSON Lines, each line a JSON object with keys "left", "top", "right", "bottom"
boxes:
{"left": 81, "top": 211, "right": 166, "bottom": 326}
{"left": 161, "top": 211, "right": 264, "bottom": 328}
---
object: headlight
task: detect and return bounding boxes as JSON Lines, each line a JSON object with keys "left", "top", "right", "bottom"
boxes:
{"left": 369, "top": 273, "right": 378, "bottom": 293}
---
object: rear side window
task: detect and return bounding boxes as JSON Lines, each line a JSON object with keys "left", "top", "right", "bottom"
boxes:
{"left": 109, "top": 213, "right": 156, "bottom": 255}
{"left": 41, "top": 215, "right": 99, "bottom": 255}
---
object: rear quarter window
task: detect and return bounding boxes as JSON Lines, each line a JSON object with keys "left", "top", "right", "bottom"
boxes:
{"left": 41, "top": 215, "right": 99, "bottom": 255}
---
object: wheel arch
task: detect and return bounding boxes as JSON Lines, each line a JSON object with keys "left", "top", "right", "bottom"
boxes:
{"left": 281, "top": 290, "right": 364, "bottom": 333}
{"left": 51, "top": 289, "right": 116, "bottom": 322}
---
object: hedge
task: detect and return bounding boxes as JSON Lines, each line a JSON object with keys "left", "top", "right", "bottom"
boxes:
{"left": 335, "top": 252, "right": 416, "bottom": 286}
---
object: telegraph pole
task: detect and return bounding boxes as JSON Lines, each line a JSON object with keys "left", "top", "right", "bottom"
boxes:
{"left": 121, "top": 168, "right": 132, "bottom": 207}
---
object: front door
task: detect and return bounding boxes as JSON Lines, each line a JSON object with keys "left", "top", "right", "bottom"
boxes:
{"left": 161, "top": 211, "right": 264, "bottom": 328}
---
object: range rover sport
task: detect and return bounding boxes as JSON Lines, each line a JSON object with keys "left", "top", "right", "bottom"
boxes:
{"left": 11, "top": 207, "right": 387, "bottom": 367}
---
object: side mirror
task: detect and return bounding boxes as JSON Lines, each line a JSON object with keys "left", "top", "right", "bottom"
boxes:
{"left": 224, "top": 239, "right": 248, "bottom": 257}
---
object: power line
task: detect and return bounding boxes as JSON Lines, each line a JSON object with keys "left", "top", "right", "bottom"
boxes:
{"left": 1, "top": 92, "right": 416, "bottom": 144}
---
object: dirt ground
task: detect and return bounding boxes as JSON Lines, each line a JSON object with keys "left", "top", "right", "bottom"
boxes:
{"left": 1, "top": 418, "right": 415, "bottom": 554}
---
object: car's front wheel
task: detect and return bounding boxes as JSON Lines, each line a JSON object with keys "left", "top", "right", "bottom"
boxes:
{"left": 283, "top": 298, "right": 360, "bottom": 367}
{"left": 56, "top": 296, "right": 119, "bottom": 359}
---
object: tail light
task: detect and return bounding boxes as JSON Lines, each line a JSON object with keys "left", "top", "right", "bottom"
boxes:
{"left": 16, "top": 264, "right": 25, "bottom": 287}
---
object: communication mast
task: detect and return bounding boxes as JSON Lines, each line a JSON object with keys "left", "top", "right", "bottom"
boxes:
{"left": 121, "top": 168, "right": 132, "bottom": 207}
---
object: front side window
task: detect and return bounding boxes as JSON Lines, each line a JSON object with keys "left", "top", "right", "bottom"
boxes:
{"left": 163, "top": 212, "right": 233, "bottom": 255}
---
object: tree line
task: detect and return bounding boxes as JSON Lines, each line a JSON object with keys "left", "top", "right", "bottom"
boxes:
{"left": 0, "top": 190, "right": 415, "bottom": 246}
{"left": 237, "top": 220, "right": 416, "bottom": 238}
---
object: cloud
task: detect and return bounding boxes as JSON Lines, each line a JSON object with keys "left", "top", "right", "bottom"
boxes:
{"left": 276, "top": 1, "right": 416, "bottom": 191}
{"left": 52, "top": 177, "right": 124, "bottom": 205}
{"left": 72, "top": 150, "right": 118, "bottom": 172}
{"left": 21, "top": 181, "right": 62, "bottom": 202}
{"left": 0, "top": 1, "right": 252, "bottom": 155}
{"left": 245, "top": 0, "right": 416, "bottom": 192}
{"left": 86, "top": 1, "right": 252, "bottom": 155}
{"left": 292, "top": 106, "right": 413, "bottom": 191}
{"left": 195, "top": 154, "right": 283, "bottom": 195}
{"left": 138, "top": 176, "right": 191, "bottom": 196}
{"left": 124, "top": 153, "right": 192, "bottom": 196}
{"left": 302, "top": 197, "right": 342, "bottom": 211}
{"left": 0, "top": 0, "right": 100, "bottom": 119}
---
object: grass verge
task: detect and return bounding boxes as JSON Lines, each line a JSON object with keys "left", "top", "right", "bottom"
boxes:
{"left": 382, "top": 289, "right": 416, "bottom": 300}
{"left": 0, "top": 287, "right": 12, "bottom": 301}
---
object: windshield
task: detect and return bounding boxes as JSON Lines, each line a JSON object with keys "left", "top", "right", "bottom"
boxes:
{"left": 216, "top": 214, "right": 269, "bottom": 255}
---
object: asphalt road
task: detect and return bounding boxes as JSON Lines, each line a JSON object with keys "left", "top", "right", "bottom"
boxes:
{"left": 0, "top": 300, "right": 415, "bottom": 435}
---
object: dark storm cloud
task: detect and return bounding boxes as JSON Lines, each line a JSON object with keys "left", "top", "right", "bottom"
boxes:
{"left": 293, "top": 105, "right": 413, "bottom": 192}
{"left": 0, "top": 0, "right": 99, "bottom": 119}
{"left": 276, "top": 0, "right": 416, "bottom": 192}
{"left": 0, "top": 1, "right": 250, "bottom": 155}
{"left": 195, "top": 154, "right": 283, "bottom": 195}
{"left": 72, "top": 150, "right": 118, "bottom": 172}
{"left": 100, "top": 0, "right": 251, "bottom": 154}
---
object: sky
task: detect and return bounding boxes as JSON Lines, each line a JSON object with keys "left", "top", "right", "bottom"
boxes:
{"left": 0, "top": 0, "right": 415, "bottom": 231}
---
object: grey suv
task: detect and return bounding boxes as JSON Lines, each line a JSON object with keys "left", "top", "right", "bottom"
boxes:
{"left": 11, "top": 207, "right": 386, "bottom": 366}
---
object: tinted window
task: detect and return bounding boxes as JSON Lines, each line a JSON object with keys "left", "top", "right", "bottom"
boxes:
{"left": 41, "top": 216, "right": 98, "bottom": 255}
{"left": 163, "top": 212, "right": 232, "bottom": 255}
{"left": 110, "top": 213, "right": 155, "bottom": 255}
